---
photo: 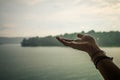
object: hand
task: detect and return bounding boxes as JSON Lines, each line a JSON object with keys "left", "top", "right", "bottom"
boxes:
{"left": 56, "top": 34, "right": 101, "bottom": 56}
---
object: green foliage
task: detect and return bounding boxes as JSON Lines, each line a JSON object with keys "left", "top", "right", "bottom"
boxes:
{"left": 21, "top": 36, "right": 63, "bottom": 46}
{"left": 21, "top": 30, "right": 120, "bottom": 47}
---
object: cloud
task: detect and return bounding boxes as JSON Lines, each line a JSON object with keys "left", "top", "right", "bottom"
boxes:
{"left": 0, "top": 0, "right": 45, "bottom": 6}
{"left": 46, "top": 5, "right": 101, "bottom": 22}
{"left": 0, "top": 26, "right": 6, "bottom": 31}
{"left": 2, "top": 23, "right": 16, "bottom": 28}
{"left": 0, "top": 24, "right": 17, "bottom": 37}
{"left": 0, "top": 0, "right": 120, "bottom": 37}
{"left": 0, "top": 23, "right": 17, "bottom": 30}
{"left": 76, "top": 0, "right": 120, "bottom": 8}
{"left": 0, "top": 29, "right": 17, "bottom": 37}
{"left": 20, "top": 0, "right": 45, "bottom": 6}
{"left": 104, "top": 0, "right": 120, "bottom": 5}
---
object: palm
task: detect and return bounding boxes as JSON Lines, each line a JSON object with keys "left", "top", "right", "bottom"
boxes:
{"left": 56, "top": 34, "right": 100, "bottom": 54}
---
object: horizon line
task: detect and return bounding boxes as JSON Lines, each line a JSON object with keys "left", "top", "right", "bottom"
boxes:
{"left": 0, "top": 30, "right": 120, "bottom": 38}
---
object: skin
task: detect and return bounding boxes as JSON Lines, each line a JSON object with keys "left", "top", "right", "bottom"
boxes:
{"left": 56, "top": 34, "right": 120, "bottom": 80}
{"left": 56, "top": 34, "right": 101, "bottom": 57}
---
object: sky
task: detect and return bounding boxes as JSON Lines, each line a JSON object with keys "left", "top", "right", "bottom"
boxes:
{"left": 0, "top": 0, "right": 120, "bottom": 37}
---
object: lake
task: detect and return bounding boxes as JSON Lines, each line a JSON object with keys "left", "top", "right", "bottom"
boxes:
{"left": 0, "top": 44, "right": 120, "bottom": 80}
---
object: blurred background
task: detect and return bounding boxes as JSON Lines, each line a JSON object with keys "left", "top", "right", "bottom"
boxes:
{"left": 0, "top": 0, "right": 120, "bottom": 80}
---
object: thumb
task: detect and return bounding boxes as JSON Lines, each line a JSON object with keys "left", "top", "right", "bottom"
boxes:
{"left": 77, "top": 34, "right": 84, "bottom": 38}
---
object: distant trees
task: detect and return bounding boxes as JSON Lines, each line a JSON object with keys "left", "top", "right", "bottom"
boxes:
{"left": 93, "top": 31, "right": 120, "bottom": 46}
{"left": 21, "top": 36, "right": 63, "bottom": 46}
{"left": 21, "top": 30, "right": 120, "bottom": 47}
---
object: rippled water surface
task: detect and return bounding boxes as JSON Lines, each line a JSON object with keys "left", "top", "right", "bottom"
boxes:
{"left": 0, "top": 44, "right": 120, "bottom": 80}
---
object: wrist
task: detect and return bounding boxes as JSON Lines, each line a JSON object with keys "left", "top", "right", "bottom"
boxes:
{"left": 88, "top": 49, "right": 106, "bottom": 59}
{"left": 92, "top": 52, "right": 113, "bottom": 68}
{"left": 87, "top": 44, "right": 103, "bottom": 57}
{"left": 91, "top": 50, "right": 105, "bottom": 59}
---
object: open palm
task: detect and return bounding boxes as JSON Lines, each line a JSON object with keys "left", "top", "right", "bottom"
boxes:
{"left": 56, "top": 34, "right": 100, "bottom": 56}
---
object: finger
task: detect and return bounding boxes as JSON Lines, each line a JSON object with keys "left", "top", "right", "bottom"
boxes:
{"left": 56, "top": 36, "right": 60, "bottom": 40}
{"left": 56, "top": 37, "right": 72, "bottom": 46}
{"left": 62, "top": 40, "right": 73, "bottom": 46}
{"left": 74, "top": 39, "right": 82, "bottom": 42}
{"left": 56, "top": 37, "right": 74, "bottom": 42}
{"left": 56, "top": 37, "right": 62, "bottom": 42}
{"left": 62, "top": 38, "right": 74, "bottom": 42}
{"left": 56, "top": 36, "right": 63, "bottom": 41}
{"left": 77, "top": 34, "right": 84, "bottom": 38}
{"left": 70, "top": 42, "right": 87, "bottom": 51}
{"left": 61, "top": 40, "right": 72, "bottom": 46}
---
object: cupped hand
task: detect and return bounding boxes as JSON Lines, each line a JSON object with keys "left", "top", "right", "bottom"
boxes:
{"left": 56, "top": 34, "right": 101, "bottom": 56}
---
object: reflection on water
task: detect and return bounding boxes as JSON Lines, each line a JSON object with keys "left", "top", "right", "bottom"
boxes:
{"left": 0, "top": 44, "right": 120, "bottom": 80}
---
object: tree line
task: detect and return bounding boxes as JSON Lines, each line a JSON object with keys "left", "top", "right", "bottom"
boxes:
{"left": 21, "top": 30, "right": 120, "bottom": 47}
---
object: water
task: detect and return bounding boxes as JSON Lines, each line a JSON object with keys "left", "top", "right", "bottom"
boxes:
{"left": 0, "top": 44, "right": 120, "bottom": 80}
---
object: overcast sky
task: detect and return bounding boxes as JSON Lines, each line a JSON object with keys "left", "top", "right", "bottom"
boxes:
{"left": 0, "top": 0, "right": 120, "bottom": 37}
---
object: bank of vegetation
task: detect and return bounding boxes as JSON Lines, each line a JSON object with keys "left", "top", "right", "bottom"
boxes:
{"left": 21, "top": 30, "right": 120, "bottom": 47}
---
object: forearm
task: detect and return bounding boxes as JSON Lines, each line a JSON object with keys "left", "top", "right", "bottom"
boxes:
{"left": 89, "top": 51, "right": 120, "bottom": 80}
{"left": 56, "top": 35, "right": 120, "bottom": 80}
{"left": 97, "top": 59, "right": 120, "bottom": 80}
